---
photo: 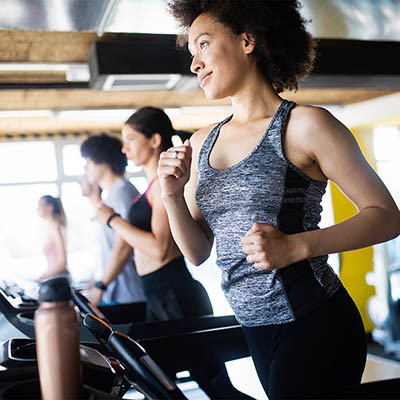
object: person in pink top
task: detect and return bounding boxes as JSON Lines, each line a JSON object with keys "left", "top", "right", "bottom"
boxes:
{"left": 37, "top": 195, "right": 69, "bottom": 282}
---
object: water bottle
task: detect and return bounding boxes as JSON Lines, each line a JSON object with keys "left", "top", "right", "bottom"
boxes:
{"left": 34, "top": 276, "right": 83, "bottom": 399}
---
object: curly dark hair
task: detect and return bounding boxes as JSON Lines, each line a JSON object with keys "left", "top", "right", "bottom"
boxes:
{"left": 167, "top": 0, "right": 316, "bottom": 93}
{"left": 80, "top": 133, "right": 127, "bottom": 176}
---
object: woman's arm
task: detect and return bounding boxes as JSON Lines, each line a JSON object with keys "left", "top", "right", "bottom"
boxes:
{"left": 88, "top": 235, "right": 133, "bottom": 305}
{"left": 158, "top": 133, "right": 215, "bottom": 266}
{"left": 51, "top": 225, "right": 68, "bottom": 272}
{"left": 299, "top": 107, "right": 400, "bottom": 253}
{"left": 38, "top": 225, "right": 68, "bottom": 281}
{"left": 242, "top": 106, "right": 400, "bottom": 270}
{"left": 93, "top": 184, "right": 178, "bottom": 264}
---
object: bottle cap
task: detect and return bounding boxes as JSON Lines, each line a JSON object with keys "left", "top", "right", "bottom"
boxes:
{"left": 38, "top": 276, "right": 72, "bottom": 303}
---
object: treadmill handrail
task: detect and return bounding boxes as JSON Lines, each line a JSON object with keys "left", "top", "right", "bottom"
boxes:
{"left": 83, "top": 314, "right": 187, "bottom": 400}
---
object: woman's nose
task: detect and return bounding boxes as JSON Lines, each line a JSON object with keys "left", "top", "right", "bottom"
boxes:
{"left": 190, "top": 54, "right": 203, "bottom": 75}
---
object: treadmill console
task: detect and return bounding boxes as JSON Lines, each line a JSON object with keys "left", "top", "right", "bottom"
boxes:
{"left": 0, "top": 280, "right": 38, "bottom": 310}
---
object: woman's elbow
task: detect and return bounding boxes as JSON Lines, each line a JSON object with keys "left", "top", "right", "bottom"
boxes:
{"left": 187, "top": 240, "right": 213, "bottom": 266}
{"left": 185, "top": 248, "right": 211, "bottom": 266}
{"left": 154, "top": 248, "right": 209, "bottom": 266}
{"left": 392, "top": 211, "right": 400, "bottom": 239}
{"left": 382, "top": 206, "right": 400, "bottom": 241}
{"left": 186, "top": 255, "right": 205, "bottom": 266}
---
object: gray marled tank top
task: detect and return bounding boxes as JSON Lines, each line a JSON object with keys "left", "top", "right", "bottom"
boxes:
{"left": 195, "top": 100, "right": 342, "bottom": 327}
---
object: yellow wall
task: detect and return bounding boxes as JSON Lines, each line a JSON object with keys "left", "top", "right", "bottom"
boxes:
{"left": 330, "top": 127, "right": 376, "bottom": 333}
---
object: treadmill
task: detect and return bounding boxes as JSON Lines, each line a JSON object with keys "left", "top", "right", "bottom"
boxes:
{"left": 2, "top": 280, "right": 400, "bottom": 399}
{"left": 0, "top": 280, "right": 252, "bottom": 399}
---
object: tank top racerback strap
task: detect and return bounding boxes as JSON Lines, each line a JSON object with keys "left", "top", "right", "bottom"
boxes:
{"left": 132, "top": 177, "right": 157, "bottom": 207}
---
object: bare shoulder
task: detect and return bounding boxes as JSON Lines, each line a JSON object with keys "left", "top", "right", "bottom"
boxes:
{"left": 50, "top": 221, "right": 62, "bottom": 233}
{"left": 148, "top": 179, "right": 163, "bottom": 206}
{"left": 289, "top": 104, "right": 344, "bottom": 133}
{"left": 151, "top": 178, "right": 166, "bottom": 198}
{"left": 281, "top": 103, "right": 362, "bottom": 181}
{"left": 190, "top": 122, "right": 220, "bottom": 152}
{"left": 287, "top": 104, "right": 354, "bottom": 152}
{"left": 50, "top": 222, "right": 65, "bottom": 242}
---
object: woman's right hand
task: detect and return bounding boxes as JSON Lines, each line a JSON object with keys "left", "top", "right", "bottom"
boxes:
{"left": 79, "top": 176, "right": 102, "bottom": 207}
{"left": 87, "top": 287, "right": 103, "bottom": 306}
{"left": 158, "top": 140, "right": 192, "bottom": 198}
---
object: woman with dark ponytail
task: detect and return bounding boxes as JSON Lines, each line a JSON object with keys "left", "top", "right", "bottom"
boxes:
{"left": 93, "top": 106, "right": 252, "bottom": 399}
{"left": 37, "top": 195, "right": 69, "bottom": 282}
{"left": 93, "top": 107, "right": 210, "bottom": 322}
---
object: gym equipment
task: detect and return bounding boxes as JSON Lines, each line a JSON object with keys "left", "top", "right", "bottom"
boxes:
{"left": 83, "top": 313, "right": 187, "bottom": 399}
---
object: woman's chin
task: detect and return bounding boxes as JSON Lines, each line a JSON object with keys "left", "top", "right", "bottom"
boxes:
{"left": 204, "top": 89, "right": 226, "bottom": 101}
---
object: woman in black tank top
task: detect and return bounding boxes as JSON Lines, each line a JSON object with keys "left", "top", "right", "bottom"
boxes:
{"left": 92, "top": 107, "right": 252, "bottom": 399}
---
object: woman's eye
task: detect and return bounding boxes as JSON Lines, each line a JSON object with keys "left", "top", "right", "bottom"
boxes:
{"left": 200, "top": 41, "right": 208, "bottom": 49}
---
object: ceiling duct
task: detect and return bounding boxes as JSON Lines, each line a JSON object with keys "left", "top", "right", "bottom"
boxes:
{"left": 302, "top": 39, "right": 400, "bottom": 89}
{"left": 88, "top": 34, "right": 199, "bottom": 92}
{"left": 88, "top": 36, "right": 400, "bottom": 92}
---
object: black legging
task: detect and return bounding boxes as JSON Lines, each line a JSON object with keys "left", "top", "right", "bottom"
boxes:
{"left": 242, "top": 285, "right": 367, "bottom": 399}
{"left": 141, "top": 257, "right": 252, "bottom": 399}
{"left": 141, "top": 256, "right": 213, "bottom": 321}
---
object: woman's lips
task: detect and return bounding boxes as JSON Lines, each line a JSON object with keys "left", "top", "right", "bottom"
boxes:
{"left": 199, "top": 72, "right": 212, "bottom": 87}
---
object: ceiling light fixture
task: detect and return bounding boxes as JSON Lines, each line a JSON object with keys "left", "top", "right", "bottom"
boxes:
{"left": 0, "top": 63, "right": 90, "bottom": 82}
{"left": 0, "top": 110, "right": 54, "bottom": 118}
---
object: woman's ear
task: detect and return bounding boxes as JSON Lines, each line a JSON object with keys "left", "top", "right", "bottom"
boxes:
{"left": 242, "top": 32, "right": 256, "bottom": 55}
{"left": 151, "top": 132, "right": 162, "bottom": 149}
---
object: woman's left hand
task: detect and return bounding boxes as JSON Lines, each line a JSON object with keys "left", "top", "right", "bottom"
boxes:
{"left": 241, "top": 222, "right": 302, "bottom": 270}
{"left": 92, "top": 203, "right": 115, "bottom": 225}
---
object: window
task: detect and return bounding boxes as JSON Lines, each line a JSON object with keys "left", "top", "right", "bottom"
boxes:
{"left": 0, "top": 141, "right": 57, "bottom": 184}
{"left": 0, "top": 137, "right": 147, "bottom": 284}
{"left": 374, "top": 126, "right": 400, "bottom": 209}
{"left": 0, "top": 183, "right": 57, "bottom": 281}
{"left": 63, "top": 144, "right": 85, "bottom": 176}
{"left": 373, "top": 126, "right": 400, "bottom": 270}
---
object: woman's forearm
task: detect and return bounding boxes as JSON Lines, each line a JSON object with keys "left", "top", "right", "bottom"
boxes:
{"left": 100, "top": 240, "right": 132, "bottom": 286}
{"left": 163, "top": 193, "right": 212, "bottom": 266}
{"left": 299, "top": 205, "right": 400, "bottom": 260}
{"left": 108, "top": 216, "right": 168, "bottom": 261}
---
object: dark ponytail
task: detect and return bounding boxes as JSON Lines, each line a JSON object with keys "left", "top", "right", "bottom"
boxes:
{"left": 41, "top": 195, "right": 67, "bottom": 227}
{"left": 125, "top": 107, "right": 175, "bottom": 152}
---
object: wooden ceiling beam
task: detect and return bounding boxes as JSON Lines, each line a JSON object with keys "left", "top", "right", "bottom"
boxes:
{"left": 0, "top": 30, "right": 134, "bottom": 62}
{"left": 0, "top": 88, "right": 396, "bottom": 112}
{"left": 0, "top": 29, "right": 398, "bottom": 134}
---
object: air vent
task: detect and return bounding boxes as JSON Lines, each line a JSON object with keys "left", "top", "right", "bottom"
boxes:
{"left": 88, "top": 34, "right": 199, "bottom": 91}
{"left": 103, "top": 74, "right": 182, "bottom": 91}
